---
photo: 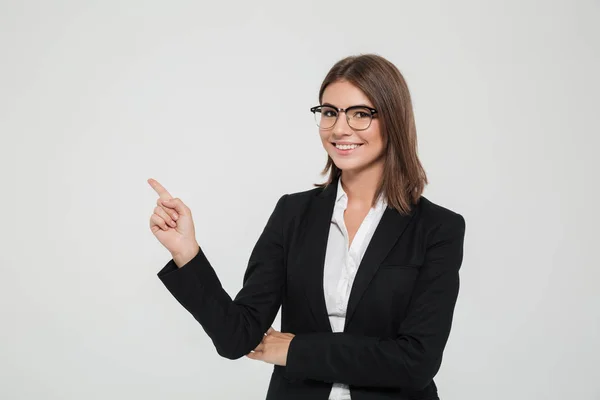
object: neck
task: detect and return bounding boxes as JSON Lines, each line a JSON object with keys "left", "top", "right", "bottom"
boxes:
{"left": 339, "top": 161, "right": 384, "bottom": 208}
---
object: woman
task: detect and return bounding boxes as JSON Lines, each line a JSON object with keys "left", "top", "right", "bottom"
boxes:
{"left": 148, "top": 54, "right": 466, "bottom": 400}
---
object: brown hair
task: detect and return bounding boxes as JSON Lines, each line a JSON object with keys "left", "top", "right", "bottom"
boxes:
{"left": 314, "top": 53, "right": 428, "bottom": 215}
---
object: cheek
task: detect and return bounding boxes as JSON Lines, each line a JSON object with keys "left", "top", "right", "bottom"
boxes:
{"left": 364, "top": 128, "right": 384, "bottom": 148}
{"left": 318, "top": 131, "right": 329, "bottom": 144}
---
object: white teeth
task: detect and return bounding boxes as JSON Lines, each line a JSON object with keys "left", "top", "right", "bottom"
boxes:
{"left": 335, "top": 143, "right": 361, "bottom": 150}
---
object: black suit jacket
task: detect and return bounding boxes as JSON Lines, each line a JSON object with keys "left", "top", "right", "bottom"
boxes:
{"left": 157, "top": 176, "right": 466, "bottom": 399}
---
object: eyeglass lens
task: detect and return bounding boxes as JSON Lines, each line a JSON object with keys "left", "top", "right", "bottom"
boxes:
{"left": 314, "top": 106, "right": 374, "bottom": 130}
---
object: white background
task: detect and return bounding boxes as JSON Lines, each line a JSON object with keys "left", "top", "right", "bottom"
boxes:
{"left": 1, "top": 1, "right": 598, "bottom": 399}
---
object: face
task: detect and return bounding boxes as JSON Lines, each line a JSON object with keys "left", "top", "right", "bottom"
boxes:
{"left": 318, "top": 80, "right": 386, "bottom": 175}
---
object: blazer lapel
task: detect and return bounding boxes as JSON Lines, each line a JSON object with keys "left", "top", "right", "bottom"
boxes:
{"left": 343, "top": 203, "right": 415, "bottom": 330}
{"left": 300, "top": 178, "right": 338, "bottom": 333}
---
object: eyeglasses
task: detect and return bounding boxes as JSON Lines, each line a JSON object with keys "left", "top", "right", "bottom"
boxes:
{"left": 310, "top": 105, "right": 378, "bottom": 130}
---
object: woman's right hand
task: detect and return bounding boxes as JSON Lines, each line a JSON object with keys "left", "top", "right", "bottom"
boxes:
{"left": 148, "top": 178, "right": 199, "bottom": 267}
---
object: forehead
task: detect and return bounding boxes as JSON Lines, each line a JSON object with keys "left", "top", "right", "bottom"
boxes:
{"left": 321, "top": 80, "right": 374, "bottom": 108}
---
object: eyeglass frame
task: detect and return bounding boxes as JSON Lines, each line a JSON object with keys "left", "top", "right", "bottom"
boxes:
{"left": 309, "top": 104, "right": 378, "bottom": 131}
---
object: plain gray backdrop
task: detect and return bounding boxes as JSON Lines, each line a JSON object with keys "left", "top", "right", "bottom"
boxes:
{"left": 1, "top": 0, "right": 598, "bottom": 399}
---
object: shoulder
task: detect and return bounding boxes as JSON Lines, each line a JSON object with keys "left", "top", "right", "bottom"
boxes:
{"left": 278, "top": 185, "right": 326, "bottom": 209}
{"left": 268, "top": 186, "right": 325, "bottom": 221}
{"left": 415, "top": 196, "right": 466, "bottom": 237}
{"left": 286, "top": 186, "right": 324, "bottom": 201}
{"left": 412, "top": 197, "right": 466, "bottom": 273}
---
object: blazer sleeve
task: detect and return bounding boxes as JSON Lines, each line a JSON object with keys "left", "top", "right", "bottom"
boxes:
{"left": 284, "top": 212, "right": 466, "bottom": 390}
{"left": 156, "top": 194, "right": 288, "bottom": 360}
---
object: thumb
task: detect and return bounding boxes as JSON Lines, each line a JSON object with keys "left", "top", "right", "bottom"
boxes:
{"left": 161, "top": 198, "right": 190, "bottom": 216}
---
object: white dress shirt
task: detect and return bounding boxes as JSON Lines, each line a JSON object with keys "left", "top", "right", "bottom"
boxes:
{"left": 322, "top": 178, "right": 388, "bottom": 400}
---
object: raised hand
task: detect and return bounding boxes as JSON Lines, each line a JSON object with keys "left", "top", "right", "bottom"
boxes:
{"left": 148, "top": 178, "right": 199, "bottom": 267}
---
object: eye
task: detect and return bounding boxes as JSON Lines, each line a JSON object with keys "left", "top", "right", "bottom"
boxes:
{"left": 322, "top": 107, "right": 337, "bottom": 117}
{"left": 351, "top": 109, "right": 371, "bottom": 119}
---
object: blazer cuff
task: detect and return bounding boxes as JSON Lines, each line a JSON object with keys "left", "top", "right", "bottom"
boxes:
{"left": 157, "top": 246, "right": 222, "bottom": 293}
{"left": 284, "top": 333, "right": 324, "bottom": 381}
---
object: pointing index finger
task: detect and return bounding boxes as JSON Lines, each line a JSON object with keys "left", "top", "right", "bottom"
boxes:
{"left": 147, "top": 178, "right": 173, "bottom": 200}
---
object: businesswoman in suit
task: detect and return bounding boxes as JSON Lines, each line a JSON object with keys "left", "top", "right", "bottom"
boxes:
{"left": 148, "top": 54, "right": 466, "bottom": 400}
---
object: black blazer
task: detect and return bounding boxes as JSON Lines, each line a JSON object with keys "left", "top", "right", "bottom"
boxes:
{"left": 157, "top": 176, "right": 466, "bottom": 400}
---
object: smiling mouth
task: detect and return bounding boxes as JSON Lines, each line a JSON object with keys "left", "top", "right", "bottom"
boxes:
{"left": 332, "top": 143, "right": 364, "bottom": 149}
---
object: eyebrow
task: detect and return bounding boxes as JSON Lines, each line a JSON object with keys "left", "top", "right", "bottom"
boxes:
{"left": 321, "top": 102, "right": 373, "bottom": 109}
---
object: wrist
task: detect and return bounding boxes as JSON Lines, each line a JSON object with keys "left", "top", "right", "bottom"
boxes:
{"left": 172, "top": 242, "right": 200, "bottom": 268}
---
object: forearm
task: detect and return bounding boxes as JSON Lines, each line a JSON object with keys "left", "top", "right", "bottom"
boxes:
{"left": 158, "top": 247, "right": 278, "bottom": 359}
{"left": 284, "top": 332, "right": 441, "bottom": 390}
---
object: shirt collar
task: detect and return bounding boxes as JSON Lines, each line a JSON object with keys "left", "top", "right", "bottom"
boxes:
{"left": 336, "top": 176, "right": 347, "bottom": 203}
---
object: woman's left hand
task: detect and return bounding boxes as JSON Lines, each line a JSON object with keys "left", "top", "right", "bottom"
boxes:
{"left": 246, "top": 327, "right": 295, "bottom": 366}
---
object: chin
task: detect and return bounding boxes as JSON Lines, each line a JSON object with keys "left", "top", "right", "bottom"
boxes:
{"left": 332, "top": 154, "right": 382, "bottom": 172}
{"left": 331, "top": 159, "right": 366, "bottom": 172}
